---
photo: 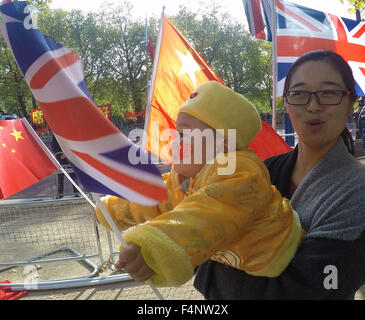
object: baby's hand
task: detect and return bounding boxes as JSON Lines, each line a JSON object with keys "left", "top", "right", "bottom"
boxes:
{"left": 115, "top": 242, "right": 155, "bottom": 282}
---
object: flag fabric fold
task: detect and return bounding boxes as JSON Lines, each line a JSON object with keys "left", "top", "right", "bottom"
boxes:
{"left": 146, "top": 25, "right": 155, "bottom": 62}
{"left": 0, "top": 118, "right": 58, "bottom": 199}
{"left": 0, "top": 1, "right": 167, "bottom": 205}
{"left": 144, "top": 14, "right": 291, "bottom": 163}
{"left": 243, "top": 0, "right": 272, "bottom": 41}
{"left": 249, "top": 120, "right": 291, "bottom": 159}
{"left": 243, "top": 0, "right": 365, "bottom": 97}
{"left": 0, "top": 280, "right": 27, "bottom": 300}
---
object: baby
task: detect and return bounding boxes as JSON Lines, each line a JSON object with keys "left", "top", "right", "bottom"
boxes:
{"left": 95, "top": 81, "right": 304, "bottom": 287}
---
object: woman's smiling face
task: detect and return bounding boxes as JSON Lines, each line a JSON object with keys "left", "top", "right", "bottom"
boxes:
{"left": 285, "top": 60, "right": 354, "bottom": 151}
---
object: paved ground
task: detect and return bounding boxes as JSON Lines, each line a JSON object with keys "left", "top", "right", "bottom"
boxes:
{"left": 19, "top": 278, "right": 204, "bottom": 300}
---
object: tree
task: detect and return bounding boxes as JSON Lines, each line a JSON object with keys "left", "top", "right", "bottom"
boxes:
{"left": 99, "top": 1, "right": 151, "bottom": 126}
{"left": 0, "top": 37, "right": 34, "bottom": 119}
{"left": 340, "top": 0, "right": 365, "bottom": 11}
{"left": 340, "top": 0, "right": 365, "bottom": 19}
{"left": 171, "top": 0, "right": 273, "bottom": 113}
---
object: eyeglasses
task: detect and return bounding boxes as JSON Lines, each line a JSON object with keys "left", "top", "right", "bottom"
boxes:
{"left": 284, "top": 90, "right": 351, "bottom": 106}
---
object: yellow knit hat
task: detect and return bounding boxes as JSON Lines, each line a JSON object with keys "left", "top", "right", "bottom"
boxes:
{"left": 178, "top": 81, "right": 261, "bottom": 150}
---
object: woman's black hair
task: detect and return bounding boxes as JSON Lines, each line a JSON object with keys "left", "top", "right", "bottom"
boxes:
{"left": 283, "top": 50, "right": 357, "bottom": 155}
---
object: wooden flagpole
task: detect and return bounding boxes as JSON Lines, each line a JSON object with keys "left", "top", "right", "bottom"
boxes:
{"left": 141, "top": 6, "right": 165, "bottom": 154}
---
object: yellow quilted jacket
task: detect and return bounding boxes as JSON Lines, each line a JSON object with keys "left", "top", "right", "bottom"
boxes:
{"left": 95, "top": 150, "right": 304, "bottom": 287}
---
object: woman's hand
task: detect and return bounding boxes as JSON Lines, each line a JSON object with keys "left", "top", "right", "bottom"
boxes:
{"left": 114, "top": 242, "right": 155, "bottom": 282}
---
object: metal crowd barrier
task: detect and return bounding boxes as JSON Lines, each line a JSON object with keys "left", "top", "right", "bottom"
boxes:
{"left": 0, "top": 169, "right": 132, "bottom": 291}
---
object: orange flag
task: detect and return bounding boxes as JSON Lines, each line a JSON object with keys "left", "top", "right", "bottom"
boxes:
{"left": 0, "top": 118, "right": 58, "bottom": 199}
{"left": 144, "top": 15, "right": 291, "bottom": 164}
{"left": 143, "top": 16, "right": 224, "bottom": 163}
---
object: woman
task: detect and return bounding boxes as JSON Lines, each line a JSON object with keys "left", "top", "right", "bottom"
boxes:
{"left": 194, "top": 50, "right": 365, "bottom": 299}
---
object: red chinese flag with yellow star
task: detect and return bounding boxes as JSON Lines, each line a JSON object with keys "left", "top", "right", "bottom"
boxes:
{"left": 0, "top": 119, "right": 58, "bottom": 199}
{"left": 144, "top": 16, "right": 291, "bottom": 163}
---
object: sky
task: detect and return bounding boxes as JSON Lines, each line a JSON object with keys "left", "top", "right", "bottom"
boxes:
{"left": 50, "top": 0, "right": 357, "bottom": 26}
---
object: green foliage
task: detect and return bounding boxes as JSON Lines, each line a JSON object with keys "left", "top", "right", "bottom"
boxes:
{"left": 340, "top": 0, "right": 365, "bottom": 13}
{"left": 0, "top": 0, "right": 274, "bottom": 122}
{"left": 171, "top": 0, "right": 273, "bottom": 113}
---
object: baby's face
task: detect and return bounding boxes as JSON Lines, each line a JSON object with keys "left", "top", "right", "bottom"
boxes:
{"left": 173, "top": 112, "right": 221, "bottom": 178}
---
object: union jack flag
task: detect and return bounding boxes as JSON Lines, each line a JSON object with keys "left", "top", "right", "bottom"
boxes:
{"left": 243, "top": 0, "right": 365, "bottom": 97}
{"left": 0, "top": 0, "right": 167, "bottom": 205}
